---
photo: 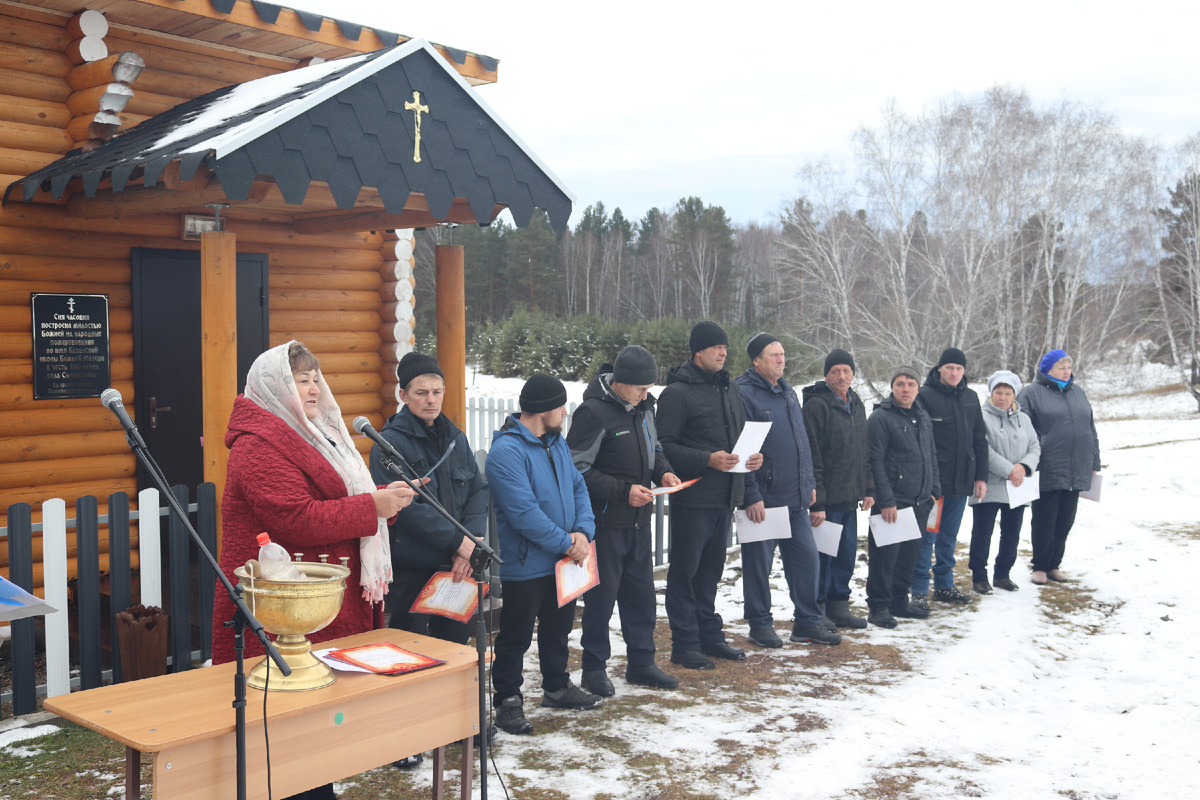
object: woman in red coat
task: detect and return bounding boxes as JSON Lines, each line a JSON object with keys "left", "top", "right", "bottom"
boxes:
{"left": 212, "top": 341, "right": 416, "bottom": 666}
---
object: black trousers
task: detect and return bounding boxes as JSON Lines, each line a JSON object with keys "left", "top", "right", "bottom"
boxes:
{"left": 1030, "top": 490, "right": 1079, "bottom": 572}
{"left": 866, "top": 523, "right": 923, "bottom": 611}
{"left": 665, "top": 506, "right": 732, "bottom": 653}
{"left": 388, "top": 567, "right": 470, "bottom": 645}
{"left": 491, "top": 574, "right": 577, "bottom": 701}
{"left": 968, "top": 502, "right": 1025, "bottom": 582}
{"left": 581, "top": 524, "right": 658, "bottom": 671}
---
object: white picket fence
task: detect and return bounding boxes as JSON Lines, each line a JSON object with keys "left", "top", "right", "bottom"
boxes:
{"left": 464, "top": 396, "right": 579, "bottom": 451}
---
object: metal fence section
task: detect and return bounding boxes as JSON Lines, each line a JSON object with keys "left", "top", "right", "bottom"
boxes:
{"left": 464, "top": 396, "right": 579, "bottom": 452}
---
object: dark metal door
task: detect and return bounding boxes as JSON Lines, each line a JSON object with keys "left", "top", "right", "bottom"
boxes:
{"left": 131, "top": 248, "right": 269, "bottom": 492}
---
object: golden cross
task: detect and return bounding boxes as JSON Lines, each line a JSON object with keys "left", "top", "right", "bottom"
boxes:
{"left": 403, "top": 91, "right": 430, "bottom": 163}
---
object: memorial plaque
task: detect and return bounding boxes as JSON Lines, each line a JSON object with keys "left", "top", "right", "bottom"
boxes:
{"left": 31, "top": 293, "right": 111, "bottom": 400}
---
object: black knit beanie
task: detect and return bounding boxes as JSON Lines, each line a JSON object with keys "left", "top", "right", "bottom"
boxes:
{"left": 824, "top": 348, "right": 855, "bottom": 375}
{"left": 520, "top": 373, "right": 567, "bottom": 413}
{"left": 613, "top": 346, "right": 658, "bottom": 385}
{"left": 937, "top": 347, "right": 966, "bottom": 368}
{"left": 689, "top": 321, "right": 728, "bottom": 354}
{"left": 396, "top": 352, "right": 443, "bottom": 390}
{"left": 746, "top": 332, "right": 780, "bottom": 361}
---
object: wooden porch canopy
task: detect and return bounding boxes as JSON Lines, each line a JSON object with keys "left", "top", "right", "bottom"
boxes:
{"left": 4, "top": 37, "right": 574, "bottom": 233}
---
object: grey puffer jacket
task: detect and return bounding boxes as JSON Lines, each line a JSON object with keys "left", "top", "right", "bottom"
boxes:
{"left": 1017, "top": 373, "right": 1100, "bottom": 493}
{"left": 970, "top": 400, "right": 1041, "bottom": 506}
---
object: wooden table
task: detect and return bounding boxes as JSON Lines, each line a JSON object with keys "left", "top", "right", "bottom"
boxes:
{"left": 44, "top": 629, "right": 483, "bottom": 799}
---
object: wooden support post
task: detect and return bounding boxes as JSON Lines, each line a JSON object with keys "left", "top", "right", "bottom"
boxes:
{"left": 434, "top": 244, "right": 466, "bottom": 430}
{"left": 200, "top": 231, "right": 237, "bottom": 527}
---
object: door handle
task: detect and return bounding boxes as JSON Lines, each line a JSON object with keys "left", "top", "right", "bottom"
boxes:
{"left": 149, "top": 396, "right": 172, "bottom": 430}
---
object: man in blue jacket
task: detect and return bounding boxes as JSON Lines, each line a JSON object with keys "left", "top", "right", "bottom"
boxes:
{"left": 737, "top": 333, "right": 840, "bottom": 647}
{"left": 488, "top": 373, "right": 599, "bottom": 735}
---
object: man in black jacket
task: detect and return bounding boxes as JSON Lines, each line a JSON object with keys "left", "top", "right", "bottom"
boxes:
{"left": 369, "top": 352, "right": 488, "bottom": 643}
{"left": 657, "top": 322, "right": 762, "bottom": 670}
{"left": 802, "top": 348, "right": 875, "bottom": 629}
{"left": 568, "top": 346, "right": 681, "bottom": 695}
{"left": 910, "top": 348, "right": 988, "bottom": 606}
{"left": 865, "top": 366, "right": 941, "bottom": 628}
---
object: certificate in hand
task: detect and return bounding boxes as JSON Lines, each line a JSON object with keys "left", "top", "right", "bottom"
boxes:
{"left": 324, "top": 642, "right": 444, "bottom": 675}
{"left": 735, "top": 506, "right": 791, "bottom": 543}
{"left": 811, "top": 519, "right": 844, "bottom": 557}
{"left": 729, "top": 421, "right": 771, "bottom": 473}
{"left": 1006, "top": 471, "right": 1040, "bottom": 507}
{"left": 1079, "top": 473, "right": 1102, "bottom": 503}
{"left": 650, "top": 478, "right": 700, "bottom": 497}
{"left": 555, "top": 540, "right": 599, "bottom": 607}
{"left": 410, "top": 572, "right": 489, "bottom": 624}
{"left": 869, "top": 506, "right": 923, "bottom": 546}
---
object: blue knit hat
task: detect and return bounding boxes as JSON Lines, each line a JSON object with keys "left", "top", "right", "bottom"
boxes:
{"left": 1039, "top": 349, "right": 1069, "bottom": 375}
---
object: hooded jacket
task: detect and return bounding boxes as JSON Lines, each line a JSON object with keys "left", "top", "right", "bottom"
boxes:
{"left": 487, "top": 414, "right": 595, "bottom": 581}
{"left": 656, "top": 359, "right": 754, "bottom": 508}
{"left": 801, "top": 381, "right": 875, "bottom": 512}
{"left": 736, "top": 368, "right": 815, "bottom": 509}
{"left": 917, "top": 366, "right": 988, "bottom": 496}
{"left": 369, "top": 407, "right": 488, "bottom": 572}
{"left": 1017, "top": 372, "right": 1100, "bottom": 492}
{"left": 971, "top": 399, "right": 1041, "bottom": 506}
{"left": 213, "top": 395, "right": 383, "bottom": 665}
{"left": 567, "top": 369, "right": 674, "bottom": 528}
{"left": 867, "top": 395, "right": 941, "bottom": 513}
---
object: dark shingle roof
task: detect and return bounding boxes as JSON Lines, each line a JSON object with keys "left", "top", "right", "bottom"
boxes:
{"left": 6, "top": 39, "right": 570, "bottom": 230}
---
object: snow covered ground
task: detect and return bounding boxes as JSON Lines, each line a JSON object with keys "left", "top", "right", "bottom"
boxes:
{"left": 4, "top": 364, "right": 1197, "bottom": 800}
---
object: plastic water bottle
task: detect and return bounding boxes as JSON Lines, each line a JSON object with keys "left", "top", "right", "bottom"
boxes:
{"left": 256, "top": 532, "right": 304, "bottom": 580}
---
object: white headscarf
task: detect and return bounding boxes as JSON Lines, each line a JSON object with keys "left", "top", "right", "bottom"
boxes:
{"left": 243, "top": 341, "right": 391, "bottom": 604}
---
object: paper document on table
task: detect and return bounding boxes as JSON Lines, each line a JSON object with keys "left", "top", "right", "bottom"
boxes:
{"left": 735, "top": 506, "right": 791, "bottom": 543}
{"left": 650, "top": 478, "right": 700, "bottom": 496}
{"left": 868, "top": 507, "right": 922, "bottom": 546}
{"left": 1079, "top": 473, "right": 1102, "bottom": 502}
{"left": 811, "top": 520, "right": 843, "bottom": 556}
{"left": 555, "top": 540, "right": 599, "bottom": 607}
{"left": 0, "top": 576, "right": 57, "bottom": 623}
{"left": 1006, "top": 472, "right": 1040, "bottom": 507}
{"left": 729, "top": 421, "right": 771, "bottom": 472}
{"left": 323, "top": 642, "right": 444, "bottom": 675}
{"left": 409, "top": 572, "right": 488, "bottom": 623}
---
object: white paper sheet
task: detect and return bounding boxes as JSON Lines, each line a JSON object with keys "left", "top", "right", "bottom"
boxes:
{"left": 811, "top": 520, "right": 843, "bottom": 557}
{"left": 729, "top": 421, "right": 772, "bottom": 473}
{"left": 1079, "top": 473, "right": 1102, "bottom": 502}
{"left": 1006, "top": 471, "right": 1040, "bottom": 507}
{"left": 0, "top": 576, "right": 57, "bottom": 623}
{"left": 868, "top": 506, "right": 923, "bottom": 546}
{"left": 735, "top": 505, "right": 791, "bottom": 543}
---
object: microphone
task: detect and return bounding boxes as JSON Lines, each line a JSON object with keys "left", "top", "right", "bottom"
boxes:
{"left": 101, "top": 388, "right": 147, "bottom": 449}
{"left": 353, "top": 416, "right": 411, "bottom": 475}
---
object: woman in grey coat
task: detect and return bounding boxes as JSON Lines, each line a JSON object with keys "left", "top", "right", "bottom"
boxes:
{"left": 967, "top": 371, "right": 1040, "bottom": 594}
{"left": 1017, "top": 350, "right": 1101, "bottom": 585}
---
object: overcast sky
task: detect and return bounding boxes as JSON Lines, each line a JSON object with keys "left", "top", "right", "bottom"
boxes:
{"left": 287, "top": 0, "right": 1200, "bottom": 229}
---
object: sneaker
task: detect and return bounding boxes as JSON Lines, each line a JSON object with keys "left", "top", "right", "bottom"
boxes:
{"left": 495, "top": 695, "right": 532, "bottom": 735}
{"left": 867, "top": 608, "right": 898, "bottom": 628}
{"left": 700, "top": 641, "right": 746, "bottom": 661}
{"left": 890, "top": 601, "right": 930, "bottom": 619}
{"left": 932, "top": 586, "right": 973, "bottom": 605}
{"left": 670, "top": 650, "right": 715, "bottom": 670}
{"left": 910, "top": 593, "right": 930, "bottom": 612}
{"left": 789, "top": 624, "right": 841, "bottom": 645}
{"left": 1031, "top": 570, "right": 1048, "bottom": 585}
{"left": 748, "top": 627, "right": 784, "bottom": 648}
{"left": 581, "top": 669, "right": 615, "bottom": 697}
{"left": 816, "top": 603, "right": 837, "bottom": 633}
{"left": 541, "top": 680, "right": 602, "bottom": 709}
{"left": 973, "top": 580, "right": 993, "bottom": 595}
{"left": 625, "top": 663, "right": 679, "bottom": 690}
{"left": 1047, "top": 569, "right": 1068, "bottom": 582}
{"left": 993, "top": 576, "right": 1020, "bottom": 592}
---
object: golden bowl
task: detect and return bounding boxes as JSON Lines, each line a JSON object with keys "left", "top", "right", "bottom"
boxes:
{"left": 234, "top": 561, "right": 350, "bottom": 692}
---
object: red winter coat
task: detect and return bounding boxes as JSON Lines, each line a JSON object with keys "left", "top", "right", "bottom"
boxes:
{"left": 211, "top": 395, "right": 384, "bottom": 665}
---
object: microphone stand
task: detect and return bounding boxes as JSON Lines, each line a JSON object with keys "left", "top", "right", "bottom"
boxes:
{"left": 108, "top": 404, "right": 289, "bottom": 800}
{"left": 365, "top": 426, "right": 499, "bottom": 800}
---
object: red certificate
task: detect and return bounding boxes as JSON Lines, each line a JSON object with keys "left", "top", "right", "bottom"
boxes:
{"left": 555, "top": 540, "right": 599, "bottom": 607}
{"left": 926, "top": 497, "right": 944, "bottom": 533}
{"left": 409, "top": 572, "right": 489, "bottom": 624}
{"left": 324, "top": 642, "right": 444, "bottom": 675}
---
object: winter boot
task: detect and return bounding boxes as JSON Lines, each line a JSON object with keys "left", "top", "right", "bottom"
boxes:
{"left": 825, "top": 599, "right": 868, "bottom": 629}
